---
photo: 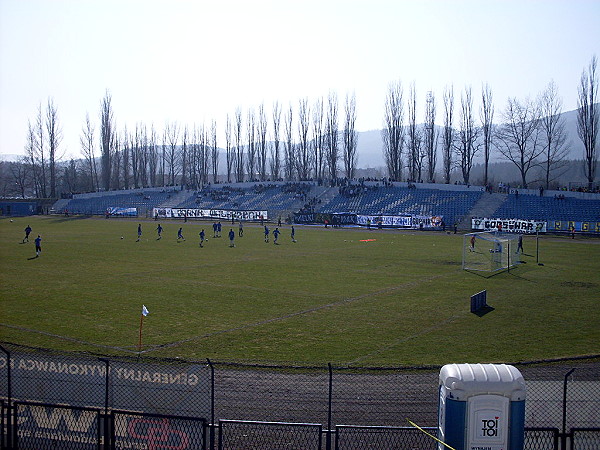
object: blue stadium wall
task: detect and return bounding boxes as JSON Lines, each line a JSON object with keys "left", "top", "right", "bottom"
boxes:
{"left": 0, "top": 201, "right": 38, "bottom": 216}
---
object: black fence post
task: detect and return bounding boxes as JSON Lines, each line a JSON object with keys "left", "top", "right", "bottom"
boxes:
{"left": 327, "top": 363, "right": 333, "bottom": 450}
{"left": 562, "top": 368, "right": 575, "bottom": 450}
{"left": 99, "top": 358, "right": 110, "bottom": 450}
{"left": 0, "top": 345, "right": 11, "bottom": 450}
{"left": 207, "top": 358, "right": 215, "bottom": 450}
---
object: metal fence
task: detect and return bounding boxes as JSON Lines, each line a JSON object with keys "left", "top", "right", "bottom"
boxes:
{"left": 1, "top": 343, "right": 599, "bottom": 449}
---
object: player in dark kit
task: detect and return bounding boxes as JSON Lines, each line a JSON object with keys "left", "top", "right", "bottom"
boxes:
{"left": 291, "top": 225, "right": 296, "bottom": 243}
{"left": 136, "top": 224, "right": 142, "bottom": 242}
{"left": 199, "top": 229, "right": 206, "bottom": 247}
{"left": 264, "top": 226, "right": 269, "bottom": 243}
{"left": 23, "top": 225, "right": 32, "bottom": 243}
{"left": 156, "top": 224, "right": 163, "bottom": 240}
{"left": 273, "top": 227, "right": 280, "bottom": 244}
{"left": 229, "top": 229, "right": 235, "bottom": 247}
{"left": 177, "top": 227, "right": 185, "bottom": 241}
{"left": 34, "top": 235, "right": 42, "bottom": 257}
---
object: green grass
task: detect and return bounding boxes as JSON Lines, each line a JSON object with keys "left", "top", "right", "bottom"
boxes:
{"left": 1, "top": 216, "right": 599, "bottom": 366}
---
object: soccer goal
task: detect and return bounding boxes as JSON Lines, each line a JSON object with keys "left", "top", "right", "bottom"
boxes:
{"left": 462, "top": 232, "right": 523, "bottom": 273}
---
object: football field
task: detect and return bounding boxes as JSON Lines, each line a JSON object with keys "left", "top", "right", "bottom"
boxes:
{"left": 1, "top": 216, "right": 598, "bottom": 366}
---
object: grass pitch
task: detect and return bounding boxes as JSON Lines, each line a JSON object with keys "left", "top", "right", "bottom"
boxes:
{"left": 1, "top": 216, "right": 599, "bottom": 366}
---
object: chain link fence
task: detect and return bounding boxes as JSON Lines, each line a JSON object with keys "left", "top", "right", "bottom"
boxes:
{"left": 1, "top": 343, "right": 599, "bottom": 449}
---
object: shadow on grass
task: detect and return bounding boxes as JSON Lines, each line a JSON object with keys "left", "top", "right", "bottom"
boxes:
{"left": 27, "top": 255, "right": 39, "bottom": 260}
{"left": 473, "top": 305, "right": 495, "bottom": 317}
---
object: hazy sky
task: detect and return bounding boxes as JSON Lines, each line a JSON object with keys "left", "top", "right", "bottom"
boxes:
{"left": 1, "top": 0, "right": 599, "bottom": 159}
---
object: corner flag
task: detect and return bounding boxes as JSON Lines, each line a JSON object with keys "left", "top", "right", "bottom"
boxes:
{"left": 142, "top": 305, "right": 149, "bottom": 316}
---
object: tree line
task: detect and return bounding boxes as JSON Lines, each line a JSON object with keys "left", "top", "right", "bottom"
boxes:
{"left": 383, "top": 56, "right": 598, "bottom": 190}
{"left": 1, "top": 56, "right": 597, "bottom": 198}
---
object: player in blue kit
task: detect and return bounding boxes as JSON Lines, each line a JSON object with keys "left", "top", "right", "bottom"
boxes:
{"left": 177, "top": 227, "right": 185, "bottom": 242}
{"left": 291, "top": 225, "right": 296, "bottom": 243}
{"left": 199, "top": 229, "right": 206, "bottom": 247}
{"left": 273, "top": 227, "right": 280, "bottom": 244}
{"left": 136, "top": 224, "right": 142, "bottom": 242}
{"left": 264, "top": 225, "right": 269, "bottom": 243}
{"left": 229, "top": 229, "right": 235, "bottom": 247}
{"left": 156, "top": 224, "right": 163, "bottom": 240}
{"left": 23, "top": 225, "right": 32, "bottom": 243}
{"left": 34, "top": 235, "right": 42, "bottom": 257}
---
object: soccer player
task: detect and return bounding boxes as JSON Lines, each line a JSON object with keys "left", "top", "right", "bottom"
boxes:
{"left": 136, "top": 224, "right": 142, "bottom": 242}
{"left": 34, "top": 235, "right": 42, "bottom": 257}
{"left": 199, "top": 229, "right": 206, "bottom": 247}
{"left": 156, "top": 224, "right": 163, "bottom": 240}
{"left": 239, "top": 220, "right": 244, "bottom": 237}
{"left": 264, "top": 225, "right": 269, "bottom": 243}
{"left": 23, "top": 225, "right": 32, "bottom": 243}
{"left": 469, "top": 235, "right": 476, "bottom": 252}
{"left": 217, "top": 221, "right": 222, "bottom": 237}
{"left": 291, "top": 225, "right": 296, "bottom": 243}
{"left": 229, "top": 228, "right": 235, "bottom": 247}
{"left": 273, "top": 227, "right": 280, "bottom": 244}
{"left": 177, "top": 227, "right": 185, "bottom": 241}
{"left": 516, "top": 235, "right": 523, "bottom": 254}
{"left": 212, "top": 222, "right": 218, "bottom": 238}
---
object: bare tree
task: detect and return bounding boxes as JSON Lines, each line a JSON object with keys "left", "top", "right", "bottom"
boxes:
{"left": 80, "top": 112, "right": 99, "bottom": 192}
{"left": 100, "top": 91, "right": 114, "bottom": 191}
{"left": 382, "top": 81, "right": 405, "bottom": 181}
{"left": 283, "top": 104, "right": 295, "bottom": 181}
{"left": 442, "top": 86, "right": 454, "bottom": 184}
{"left": 257, "top": 105, "right": 268, "bottom": 181}
{"left": 246, "top": 109, "right": 256, "bottom": 181}
{"left": 211, "top": 120, "right": 219, "bottom": 183}
{"left": 297, "top": 98, "right": 311, "bottom": 180}
{"left": 270, "top": 101, "right": 282, "bottom": 180}
{"left": 455, "top": 86, "right": 479, "bottom": 184}
{"left": 164, "top": 122, "right": 179, "bottom": 186}
{"left": 225, "top": 114, "right": 233, "bottom": 183}
{"left": 325, "top": 91, "right": 339, "bottom": 180}
{"left": 234, "top": 108, "right": 244, "bottom": 182}
{"left": 45, "top": 98, "right": 62, "bottom": 197}
{"left": 181, "top": 125, "right": 189, "bottom": 188}
{"left": 495, "top": 97, "right": 543, "bottom": 188}
{"left": 111, "top": 131, "right": 121, "bottom": 190}
{"left": 577, "top": 55, "right": 599, "bottom": 188}
{"left": 10, "top": 157, "right": 32, "bottom": 198}
{"left": 407, "top": 83, "right": 422, "bottom": 181}
{"left": 32, "top": 105, "right": 48, "bottom": 197}
{"left": 539, "top": 81, "right": 569, "bottom": 189}
{"left": 312, "top": 97, "right": 325, "bottom": 181}
{"left": 148, "top": 125, "right": 159, "bottom": 187}
{"left": 343, "top": 92, "right": 358, "bottom": 179}
{"left": 122, "top": 128, "right": 130, "bottom": 190}
{"left": 480, "top": 84, "right": 495, "bottom": 187}
{"left": 423, "top": 91, "right": 437, "bottom": 183}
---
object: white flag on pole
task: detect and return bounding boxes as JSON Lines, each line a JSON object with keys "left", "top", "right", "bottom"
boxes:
{"left": 142, "top": 305, "right": 149, "bottom": 316}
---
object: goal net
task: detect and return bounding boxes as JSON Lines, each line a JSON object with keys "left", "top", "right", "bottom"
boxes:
{"left": 462, "top": 232, "right": 523, "bottom": 272}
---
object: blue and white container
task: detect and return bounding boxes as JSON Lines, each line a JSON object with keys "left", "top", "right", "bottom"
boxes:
{"left": 438, "top": 363, "right": 526, "bottom": 450}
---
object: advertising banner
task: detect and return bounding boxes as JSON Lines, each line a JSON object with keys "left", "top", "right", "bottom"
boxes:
{"left": 153, "top": 208, "right": 267, "bottom": 221}
{"left": 357, "top": 214, "right": 443, "bottom": 229}
{"left": 548, "top": 220, "right": 600, "bottom": 233}
{"left": 2, "top": 352, "right": 211, "bottom": 418}
{"left": 107, "top": 207, "right": 137, "bottom": 217}
{"left": 471, "top": 218, "right": 547, "bottom": 233}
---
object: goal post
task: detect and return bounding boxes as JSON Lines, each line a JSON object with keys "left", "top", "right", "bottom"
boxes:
{"left": 462, "top": 232, "right": 523, "bottom": 273}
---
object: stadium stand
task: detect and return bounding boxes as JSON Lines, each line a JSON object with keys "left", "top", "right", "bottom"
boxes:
{"left": 318, "top": 185, "right": 483, "bottom": 226}
{"left": 492, "top": 192, "right": 600, "bottom": 222}
{"left": 58, "top": 189, "right": 175, "bottom": 215}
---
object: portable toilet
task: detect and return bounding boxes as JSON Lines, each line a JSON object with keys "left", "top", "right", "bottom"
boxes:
{"left": 438, "top": 363, "right": 526, "bottom": 450}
